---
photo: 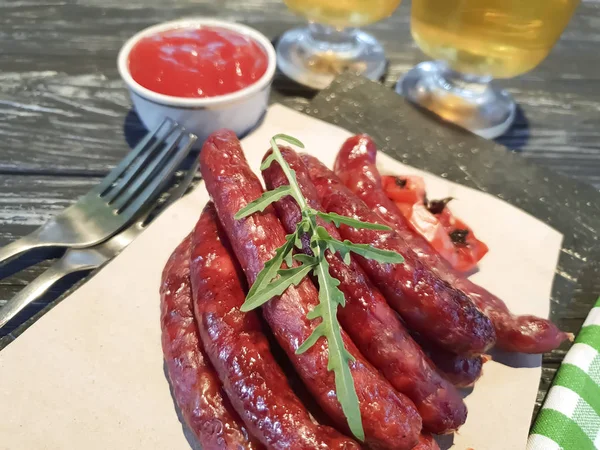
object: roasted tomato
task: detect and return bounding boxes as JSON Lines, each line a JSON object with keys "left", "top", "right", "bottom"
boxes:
{"left": 381, "top": 175, "right": 488, "bottom": 272}
{"left": 435, "top": 208, "right": 489, "bottom": 273}
{"left": 382, "top": 175, "right": 426, "bottom": 205}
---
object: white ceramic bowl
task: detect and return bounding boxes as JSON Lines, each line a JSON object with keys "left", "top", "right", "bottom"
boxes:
{"left": 118, "top": 18, "right": 276, "bottom": 142}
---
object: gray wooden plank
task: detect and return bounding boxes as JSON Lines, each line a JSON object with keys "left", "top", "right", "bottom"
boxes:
{"left": 0, "top": 0, "right": 598, "bottom": 186}
{"left": 0, "top": 175, "right": 101, "bottom": 291}
{"left": 0, "top": 175, "right": 102, "bottom": 240}
{"left": 0, "top": 175, "right": 101, "bottom": 336}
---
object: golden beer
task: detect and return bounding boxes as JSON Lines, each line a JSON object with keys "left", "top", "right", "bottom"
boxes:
{"left": 284, "top": 0, "right": 401, "bottom": 28}
{"left": 411, "top": 0, "right": 580, "bottom": 78}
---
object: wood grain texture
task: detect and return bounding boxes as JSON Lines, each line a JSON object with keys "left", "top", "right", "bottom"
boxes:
{"left": 0, "top": 0, "right": 598, "bottom": 178}
{"left": 0, "top": 0, "right": 598, "bottom": 433}
{"left": 0, "top": 175, "right": 102, "bottom": 335}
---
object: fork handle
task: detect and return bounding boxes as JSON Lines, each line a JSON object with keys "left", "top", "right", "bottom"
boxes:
{"left": 0, "top": 257, "right": 91, "bottom": 330}
{"left": 0, "top": 230, "right": 50, "bottom": 268}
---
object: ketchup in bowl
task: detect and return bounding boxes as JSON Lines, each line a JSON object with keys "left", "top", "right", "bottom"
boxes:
{"left": 128, "top": 27, "right": 269, "bottom": 98}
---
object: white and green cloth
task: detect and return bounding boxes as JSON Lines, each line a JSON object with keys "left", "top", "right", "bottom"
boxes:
{"left": 528, "top": 297, "right": 600, "bottom": 450}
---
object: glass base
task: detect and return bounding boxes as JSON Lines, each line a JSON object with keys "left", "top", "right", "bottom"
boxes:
{"left": 276, "top": 25, "right": 386, "bottom": 90}
{"left": 396, "top": 61, "right": 516, "bottom": 139}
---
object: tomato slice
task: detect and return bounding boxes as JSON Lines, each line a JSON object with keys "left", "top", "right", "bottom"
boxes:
{"left": 382, "top": 175, "right": 426, "bottom": 204}
{"left": 435, "top": 209, "right": 489, "bottom": 273}
{"left": 409, "top": 203, "right": 459, "bottom": 268}
{"left": 381, "top": 175, "right": 488, "bottom": 272}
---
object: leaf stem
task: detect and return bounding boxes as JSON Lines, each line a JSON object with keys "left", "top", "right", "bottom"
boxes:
{"left": 270, "top": 136, "right": 308, "bottom": 210}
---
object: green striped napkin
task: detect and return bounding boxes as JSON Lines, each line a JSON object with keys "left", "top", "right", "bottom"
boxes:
{"left": 528, "top": 297, "right": 600, "bottom": 450}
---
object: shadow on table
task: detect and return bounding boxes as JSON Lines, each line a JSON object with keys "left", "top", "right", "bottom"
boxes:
{"left": 122, "top": 105, "right": 268, "bottom": 152}
{"left": 121, "top": 108, "right": 203, "bottom": 181}
{"left": 435, "top": 433, "right": 455, "bottom": 450}
{"left": 0, "top": 267, "right": 88, "bottom": 342}
{"left": 123, "top": 108, "right": 149, "bottom": 150}
{"left": 163, "top": 362, "right": 203, "bottom": 450}
{"left": 0, "top": 247, "right": 63, "bottom": 281}
{"left": 490, "top": 348, "right": 542, "bottom": 369}
{"left": 494, "top": 105, "right": 530, "bottom": 153}
{"left": 0, "top": 248, "right": 80, "bottom": 342}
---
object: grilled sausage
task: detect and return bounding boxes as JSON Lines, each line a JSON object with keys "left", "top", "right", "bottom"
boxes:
{"left": 429, "top": 351, "right": 487, "bottom": 388}
{"left": 190, "top": 203, "right": 360, "bottom": 450}
{"left": 262, "top": 147, "right": 467, "bottom": 434}
{"left": 200, "top": 129, "right": 422, "bottom": 450}
{"left": 333, "top": 134, "right": 570, "bottom": 353}
{"left": 302, "top": 153, "right": 495, "bottom": 355}
{"left": 160, "top": 235, "right": 262, "bottom": 450}
{"left": 410, "top": 332, "right": 486, "bottom": 388}
{"left": 412, "top": 434, "right": 440, "bottom": 450}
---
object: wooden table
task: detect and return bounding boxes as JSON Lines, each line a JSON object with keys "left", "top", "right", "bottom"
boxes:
{"left": 1, "top": 0, "right": 599, "bottom": 418}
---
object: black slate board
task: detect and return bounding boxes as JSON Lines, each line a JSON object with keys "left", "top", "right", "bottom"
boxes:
{"left": 304, "top": 73, "right": 600, "bottom": 418}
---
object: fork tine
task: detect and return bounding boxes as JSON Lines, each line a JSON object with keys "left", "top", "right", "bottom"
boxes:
{"left": 119, "top": 134, "right": 197, "bottom": 220}
{"left": 93, "top": 118, "right": 174, "bottom": 195}
{"left": 134, "top": 150, "right": 202, "bottom": 227}
{"left": 171, "top": 153, "right": 201, "bottom": 201}
{"left": 111, "top": 129, "right": 186, "bottom": 211}
{"left": 102, "top": 122, "right": 181, "bottom": 203}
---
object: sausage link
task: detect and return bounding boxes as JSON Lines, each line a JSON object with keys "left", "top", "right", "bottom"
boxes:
{"left": 200, "top": 129, "right": 422, "bottom": 450}
{"left": 160, "top": 235, "right": 262, "bottom": 450}
{"left": 333, "top": 134, "right": 570, "bottom": 353}
{"left": 412, "top": 434, "right": 440, "bottom": 450}
{"left": 302, "top": 154, "right": 495, "bottom": 355}
{"left": 410, "top": 332, "right": 486, "bottom": 388}
{"left": 262, "top": 148, "right": 467, "bottom": 434}
{"left": 429, "top": 351, "right": 487, "bottom": 388}
{"left": 190, "top": 203, "right": 359, "bottom": 450}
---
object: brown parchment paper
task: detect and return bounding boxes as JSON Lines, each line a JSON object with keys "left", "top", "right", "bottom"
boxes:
{"left": 0, "top": 105, "right": 562, "bottom": 450}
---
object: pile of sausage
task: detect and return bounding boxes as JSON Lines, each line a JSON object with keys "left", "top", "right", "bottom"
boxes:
{"left": 160, "top": 130, "right": 571, "bottom": 450}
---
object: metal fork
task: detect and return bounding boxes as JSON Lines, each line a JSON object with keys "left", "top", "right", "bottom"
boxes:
{"left": 0, "top": 155, "right": 201, "bottom": 331}
{"left": 0, "top": 119, "right": 197, "bottom": 270}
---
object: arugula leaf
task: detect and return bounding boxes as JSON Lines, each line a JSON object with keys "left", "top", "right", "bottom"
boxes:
{"left": 283, "top": 250, "right": 294, "bottom": 267}
{"left": 297, "top": 259, "right": 363, "bottom": 440}
{"left": 296, "top": 322, "right": 325, "bottom": 353}
{"left": 294, "top": 232, "right": 305, "bottom": 250}
{"left": 261, "top": 131, "right": 305, "bottom": 171}
{"left": 260, "top": 152, "right": 277, "bottom": 170}
{"left": 271, "top": 133, "right": 305, "bottom": 149}
{"left": 316, "top": 225, "right": 403, "bottom": 264}
{"left": 241, "top": 262, "right": 313, "bottom": 311}
{"left": 326, "top": 238, "right": 404, "bottom": 264}
{"left": 242, "top": 232, "right": 295, "bottom": 310}
{"left": 235, "top": 186, "right": 293, "bottom": 219}
{"left": 294, "top": 253, "right": 318, "bottom": 265}
{"left": 317, "top": 211, "right": 391, "bottom": 231}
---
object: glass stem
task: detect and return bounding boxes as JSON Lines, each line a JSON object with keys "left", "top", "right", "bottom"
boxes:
{"left": 432, "top": 62, "right": 493, "bottom": 100}
{"left": 306, "top": 23, "right": 363, "bottom": 57}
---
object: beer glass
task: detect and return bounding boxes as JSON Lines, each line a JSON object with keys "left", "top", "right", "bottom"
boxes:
{"left": 277, "top": 0, "right": 402, "bottom": 90}
{"left": 397, "top": 0, "right": 580, "bottom": 139}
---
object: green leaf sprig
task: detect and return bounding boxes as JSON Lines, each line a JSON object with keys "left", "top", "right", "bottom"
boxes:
{"left": 235, "top": 134, "right": 404, "bottom": 441}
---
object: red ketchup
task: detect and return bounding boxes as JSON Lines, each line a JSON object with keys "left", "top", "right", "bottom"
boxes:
{"left": 128, "top": 27, "right": 268, "bottom": 98}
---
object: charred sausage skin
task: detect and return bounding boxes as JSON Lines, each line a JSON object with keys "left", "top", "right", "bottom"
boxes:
{"left": 302, "top": 153, "right": 495, "bottom": 356}
{"left": 262, "top": 148, "right": 467, "bottom": 434}
{"left": 190, "top": 203, "right": 360, "bottom": 450}
{"left": 333, "top": 134, "right": 570, "bottom": 354}
{"left": 200, "top": 129, "right": 422, "bottom": 450}
{"left": 160, "top": 235, "right": 262, "bottom": 450}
